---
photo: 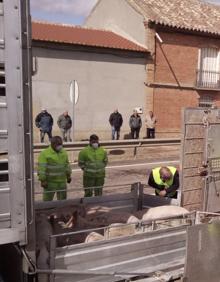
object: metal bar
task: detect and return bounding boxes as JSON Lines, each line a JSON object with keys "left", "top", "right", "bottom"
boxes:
{"left": 0, "top": 170, "right": 8, "bottom": 175}
{"left": 0, "top": 187, "right": 10, "bottom": 193}
{"left": 0, "top": 130, "right": 7, "bottom": 135}
{"left": 34, "top": 182, "right": 132, "bottom": 194}
{"left": 0, "top": 212, "right": 10, "bottom": 219}
{"left": 50, "top": 212, "right": 195, "bottom": 240}
{"left": 36, "top": 264, "right": 184, "bottom": 278}
{"left": 0, "top": 39, "right": 4, "bottom": 48}
{"left": 0, "top": 102, "right": 7, "bottom": 108}
{"left": 34, "top": 138, "right": 181, "bottom": 151}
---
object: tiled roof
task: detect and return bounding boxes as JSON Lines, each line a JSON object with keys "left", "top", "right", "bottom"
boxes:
{"left": 126, "top": 0, "right": 220, "bottom": 35}
{"left": 32, "top": 22, "right": 148, "bottom": 53}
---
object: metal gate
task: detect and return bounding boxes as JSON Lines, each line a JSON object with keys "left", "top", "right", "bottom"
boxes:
{"left": 0, "top": 0, "right": 33, "bottom": 246}
{"left": 181, "top": 107, "right": 220, "bottom": 212}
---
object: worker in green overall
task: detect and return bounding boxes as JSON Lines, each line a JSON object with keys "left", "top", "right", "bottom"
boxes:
{"left": 78, "top": 134, "right": 108, "bottom": 197}
{"left": 148, "top": 166, "right": 179, "bottom": 199}
{"left": 38, "top": 136, "right": 72, "bottom": 201}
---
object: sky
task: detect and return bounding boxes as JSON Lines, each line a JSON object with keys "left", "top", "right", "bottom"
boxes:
{"left": 30, "top": 0, "right": 220, "bottom": 26}
{"left": 30, "top": 0, "right": 98, "bottom": 25}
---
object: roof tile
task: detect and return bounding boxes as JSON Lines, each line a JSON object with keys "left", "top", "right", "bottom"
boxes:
{"left": 32, "top": 21, "right": 148, "bottom": 53}
{"left": 127, "top": 0, "right": 220, "bottom": 35}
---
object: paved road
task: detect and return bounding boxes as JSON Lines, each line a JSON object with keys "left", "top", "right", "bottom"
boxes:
{"left": 34, "top": 156, "right": 179, "bottom": 200}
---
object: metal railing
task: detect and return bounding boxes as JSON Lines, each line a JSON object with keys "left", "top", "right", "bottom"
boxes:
{"left": 196, "top": 69, "right": 220, "bottom": 89}
{"left": 34, "top": 138, "right": 181, "bottom": 152}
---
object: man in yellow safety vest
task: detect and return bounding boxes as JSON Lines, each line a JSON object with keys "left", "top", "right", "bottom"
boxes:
{"left": 148, "top": 166, "right": 179, "bottom": 198}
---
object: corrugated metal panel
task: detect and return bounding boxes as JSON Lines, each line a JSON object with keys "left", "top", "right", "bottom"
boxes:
{"left": 0, "top": 3, "right": 4, "bottom": 63}
{"left": 184, "top": 222, "right": 220, "bottom": 282}
{"left": 0, "top": 102, "right": 8, "bottom": 151}
{"left": 52, "top": 226, "right": 186, "bottom": 282}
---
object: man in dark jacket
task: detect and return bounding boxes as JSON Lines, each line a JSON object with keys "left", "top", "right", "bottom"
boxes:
{"left": 148, "top": 166, "right": 179, "bottom": 199}
{"left": 57, "top": 111, "right": 72, "bottom": 142}
{"left": 109, "top": 109, "right": 123, "bottom": 140}
{"left": 35, "top": 109, "right": 53, "bottom": 143}
{"left": 129, "top": 110, "right": 142, "bottom": 139}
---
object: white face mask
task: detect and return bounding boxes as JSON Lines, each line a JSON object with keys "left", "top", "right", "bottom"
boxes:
{"left": 56, "top": 145, "right": 63, "bottom": 152}
{"left": 91, "top": 143, "right": 99, "bottom": 149}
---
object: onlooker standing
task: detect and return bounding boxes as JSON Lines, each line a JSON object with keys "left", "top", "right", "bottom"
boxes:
{"left": 35, "top": 109, "right": 53, "bottom": 143}
{"left": 78, "top": 134, "right": 108, "bottom": 197}
{"left": 37, "top": 136, "right": 72, "bottom": 201}
{"left": 129, "top": 110, "right": 142, "bottom": 139}
{"left": 109, "top": 109, "right": 123, "bottom": 140}
{"left": 57, "top": 111, "right": 72, "bottom": 142}
{"left": 145, "top": 111, "right": 157, "bottom": 138}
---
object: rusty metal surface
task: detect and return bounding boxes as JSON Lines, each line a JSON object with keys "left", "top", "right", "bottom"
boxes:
{"left": 180, "top": 108, "right": 220, "bottom": 211}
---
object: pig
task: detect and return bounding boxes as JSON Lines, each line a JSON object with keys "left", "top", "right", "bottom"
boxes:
{"left": 142, "top": 206, "right": 189, "bottom": 221}
{"left": 126, "top": 215, "right": 140, "bottom": 224}
{"left": 85, "top": 232, "right": 104, "bottom": 243}
{"left": 141, "top": 205, "right": 189, "bottom": 230}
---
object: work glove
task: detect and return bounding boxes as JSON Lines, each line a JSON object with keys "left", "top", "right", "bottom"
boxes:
{"left": 67, "top": 177, "right": 72, "bottom": 184}
{"left": 41, "top": 180, "right": 48, "bottom": 188}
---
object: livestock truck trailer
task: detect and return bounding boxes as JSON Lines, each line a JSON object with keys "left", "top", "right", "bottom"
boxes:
{"left": 1, "top": 1, "right": 220, "bottom": 282}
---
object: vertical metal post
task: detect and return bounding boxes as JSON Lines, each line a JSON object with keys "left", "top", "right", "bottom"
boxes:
{"left": 137, "top": 182, "right": 144, "bottom": 210}
{"left": 70, "top": 80, "right": 78, "bottom": 142}
{"left": 131, "top": 182, "right": 139, "bottom": 212}
{"left": 72, "top": 81, "right": 75, "bottom": 142}
{"left": 4, "top": 0, "right": 34, "bottom": 245}
{"left": 49, "top": 236, "right": 56, "bottom": 282}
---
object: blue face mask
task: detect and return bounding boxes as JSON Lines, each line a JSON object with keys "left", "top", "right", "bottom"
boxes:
{"left": 91, "top": 143, "right": 99, "bottom": 149}
{"left": 56, "top": 145, "right": 63, "bottom": 152}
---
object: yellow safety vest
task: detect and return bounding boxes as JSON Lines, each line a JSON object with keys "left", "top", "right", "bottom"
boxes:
{"left": 152, "top": 166, "right": 177, "bottom": 195}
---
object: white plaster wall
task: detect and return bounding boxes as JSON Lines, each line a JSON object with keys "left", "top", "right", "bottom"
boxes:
{"left": 32, "top": 47, "right": 147, "bottom": 142}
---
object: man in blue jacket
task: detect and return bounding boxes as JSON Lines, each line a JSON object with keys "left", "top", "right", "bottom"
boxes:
{"left": 35, "top": 109, "right": 53, "bottom": 143}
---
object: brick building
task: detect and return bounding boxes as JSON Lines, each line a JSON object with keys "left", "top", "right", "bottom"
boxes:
{"left": 86, "top": 0, "right": 220, "bottom": 136}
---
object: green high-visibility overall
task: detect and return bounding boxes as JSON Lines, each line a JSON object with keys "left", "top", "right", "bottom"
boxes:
{"left": 38, "top": 146, "right": 71, "bottom": 201}
{"left": 78, "top": 145, "right": 108, "bottom": 197}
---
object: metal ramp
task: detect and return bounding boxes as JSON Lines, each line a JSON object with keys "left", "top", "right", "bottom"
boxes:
{"left": 181, "top": 107, "right": 220, "bottom": 212}
{"left": 0, "top": 0, "right": 33, "bottom": 246}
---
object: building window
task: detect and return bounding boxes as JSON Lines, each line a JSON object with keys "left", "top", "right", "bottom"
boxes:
{"left": 197, "top": 48, "right": 220, "bottom": 89}
{"left": 198, "top": 95, "right": 213, "bottom": 108}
